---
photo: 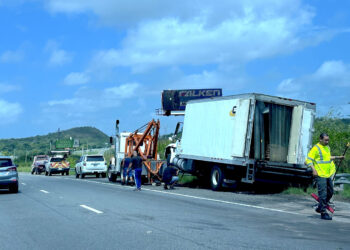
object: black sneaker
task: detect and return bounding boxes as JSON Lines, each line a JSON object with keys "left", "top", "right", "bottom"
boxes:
{"left": 315, "top": 207, "right": 322, "bottom": 213}
{"left": 321, "top": 213, "right": 332, "bottom": 220}
{"left": 164, "top": 185, "right": 168, "bottom": 190}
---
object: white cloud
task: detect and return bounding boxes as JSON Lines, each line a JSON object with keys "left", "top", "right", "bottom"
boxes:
{"left": 45, "top": 0, "right": 342, "bottom": 73}
{"left": 170, "top": 70, "right": 246, "bottom": 91}
{"left": 0, "top": 99, "right": 22, "bottom": 124}
{"left": 277, "top": 78, "right": 301, "bottom": 93}
{"left": 44, "top": 82, "right": 140, "bottom": 116}
{"left": 312, "top": 61, "right": 350, "bottom": 87}
{"left": 86, "top": 2, "right": 341, "bottom": 73}
{"left": 49, "top": 49, "right": 72, "bottom": 66}
{"left": 276, "top": 60, "right": 350, "bottom": 114}
{"left": 104, "top": 83, "right": 139, "bottom": 98}
{"left": 0, "top": 83, "right": 21, "bottom": 93}
{"left": 0, "top": 49, "right": 24, "bottom": 63}
{"left": 64, "top": 72, "right": 90, "bottom": 85}
{"left": 45, "top": 40, "right": 72, "bottom": 66}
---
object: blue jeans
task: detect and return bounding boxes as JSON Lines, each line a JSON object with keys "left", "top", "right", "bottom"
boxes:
{"left": 170, "top": 176, "right": 179, "bottom": 185}
{"left": 123, "top": 167, "right": 133, "bottom": 179}
{"left": 134, "top": 168, "right": 142, "bottom": 189}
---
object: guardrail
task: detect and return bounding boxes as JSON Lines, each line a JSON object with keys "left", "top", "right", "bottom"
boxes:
{"left": 334, "top": 173, "right": 350, "bottom": 191}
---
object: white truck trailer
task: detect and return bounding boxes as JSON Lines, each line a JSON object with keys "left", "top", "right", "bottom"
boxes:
{"left": 166, "top": 93, "right": 316, "bottom": 190}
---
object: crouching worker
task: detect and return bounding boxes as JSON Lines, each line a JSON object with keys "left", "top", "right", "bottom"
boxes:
{"left": 162, "top": 165, "right": 179, "bottom": 190}
{"left": 121, "top": 157, "right": 133, "bottom": 185}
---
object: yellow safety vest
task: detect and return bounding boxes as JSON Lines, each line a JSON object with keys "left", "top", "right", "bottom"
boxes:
{"left": 305, "top": 143, "right": 335, "bottom": 178}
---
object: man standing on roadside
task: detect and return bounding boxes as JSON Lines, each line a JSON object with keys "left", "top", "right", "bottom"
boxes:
{"left": 305, "top": 133, "right": 345, "bottom": 220}
{"left": 128, "top": 150, "right": 144, "bottom": 191}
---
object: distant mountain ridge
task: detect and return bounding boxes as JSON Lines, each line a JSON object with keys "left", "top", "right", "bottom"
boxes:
{"left": 0, "top": 127, "right": 109, "bottom": 156}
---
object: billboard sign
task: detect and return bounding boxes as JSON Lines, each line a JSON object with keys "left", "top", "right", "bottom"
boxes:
{"left": 162, "top": 88, "right": 222, "bottom": 111}
{"left": 55, "top": 139, "right": 74, "bottom": 149}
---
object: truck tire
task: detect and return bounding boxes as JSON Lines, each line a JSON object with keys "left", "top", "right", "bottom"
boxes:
{"left": 108, "top": 167, "right": 117, "bottom": 182}
{"left": 101, "top": 173, "right": 106, "bottom": 178}
{"left": 210, "top": 166, "right": 224, "bottom": 191}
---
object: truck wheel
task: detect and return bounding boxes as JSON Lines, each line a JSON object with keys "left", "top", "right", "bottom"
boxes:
{"left": 101, "top": 173, "right": 106, "bottom": 178}
{"left": 96, "top": 173, "right": 100, "bottom": 178}
{"left": 108, "top": 168, "right": 117, "bottom": 182}
{"left": 210, "top": 166, "right": 224, "bottom": 191}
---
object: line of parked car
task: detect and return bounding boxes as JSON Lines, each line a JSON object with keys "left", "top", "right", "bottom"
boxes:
{"left": 0, "top": 154, "right": 108, "bottom": 194}
{"left": 31, "top": 154, "right": 107, "bottom": 178}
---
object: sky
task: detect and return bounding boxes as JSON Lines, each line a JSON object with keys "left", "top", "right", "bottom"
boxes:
{"left": 0, "top": 0, "right": 350, "bottom": 139}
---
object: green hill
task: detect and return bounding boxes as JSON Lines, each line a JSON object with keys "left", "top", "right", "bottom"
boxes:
{"left": 0, "top": 127, "right": 109, "bottom": 160}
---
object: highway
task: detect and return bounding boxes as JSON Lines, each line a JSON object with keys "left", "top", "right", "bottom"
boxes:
{"left": 1, "top": 173, "right": 350, "bottom": 250}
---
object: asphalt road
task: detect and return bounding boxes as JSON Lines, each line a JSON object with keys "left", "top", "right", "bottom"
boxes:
{"left": 1, "top": 173, "right": 350, "bottom": 250}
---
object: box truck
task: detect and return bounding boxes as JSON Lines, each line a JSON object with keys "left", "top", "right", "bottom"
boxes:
{"left": 166, "top": 93, "right": 315, "bottom": 190}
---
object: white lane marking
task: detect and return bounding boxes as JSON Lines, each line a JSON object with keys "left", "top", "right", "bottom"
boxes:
{"left": 21, "top": 183, "right": 26, "bottom": 185}
{"left": 80, "top": 205, "right": 103, "bottom": 214}
{"left": 66, "top": 177, "right": 300, "bottom": 216}
{"left": 143, "top": 188, "right": 300, "bottom": 215}
{"left": 40, "top": 190, "right": 49, "bottom": 194}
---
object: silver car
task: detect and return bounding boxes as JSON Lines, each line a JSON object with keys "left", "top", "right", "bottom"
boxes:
{"left": 0, "top": 156, "right": 19, "bottom": 193}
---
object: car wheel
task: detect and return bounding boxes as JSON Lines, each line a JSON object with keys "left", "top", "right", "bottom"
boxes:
{"left": 210, "top": 165, "right": 224, "bottom": 191}
{"left": 9, "top": 183, "right": 19, "bottom": 193}
{"left": 80, "top": 172, "right": 85, "bottom": 179}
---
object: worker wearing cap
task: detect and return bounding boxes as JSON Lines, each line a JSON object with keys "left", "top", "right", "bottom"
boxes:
{"left": 305, "top": 133, "right": 345, "bottom": 220}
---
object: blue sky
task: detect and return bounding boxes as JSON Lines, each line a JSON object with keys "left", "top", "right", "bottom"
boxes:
{"left": 0, "top": 0, "right": 350, "bottom": 139}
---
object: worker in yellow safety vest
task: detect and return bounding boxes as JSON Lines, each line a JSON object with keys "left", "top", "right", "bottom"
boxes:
{"left": 305, "top": 133, "right": 345, "bottom": 220}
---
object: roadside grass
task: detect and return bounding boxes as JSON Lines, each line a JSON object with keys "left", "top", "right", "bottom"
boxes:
{"left": 178, "top": 174, "right": 197, "bottom": 185}
{"left": 283, "top": 185, "right": 350, "bottom": 202}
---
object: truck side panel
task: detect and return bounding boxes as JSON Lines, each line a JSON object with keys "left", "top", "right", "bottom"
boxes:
{"left": 180, "top": 98, "right": 251, "bottom": 160}
{"left": 299, "top": 108, "right": 315, "bottom": 164}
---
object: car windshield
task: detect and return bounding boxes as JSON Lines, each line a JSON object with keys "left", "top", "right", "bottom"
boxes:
{"left": 0, "top": 159, "right": 13, "bottom": 167}
{"left": 51, "top": 158, "right": 64, "bottom": 162}
{"left": 87, "top": 156, "right": 104, "bottom": 162}
{"left": 36, "top": 157, "right": 48, "bottom": 161}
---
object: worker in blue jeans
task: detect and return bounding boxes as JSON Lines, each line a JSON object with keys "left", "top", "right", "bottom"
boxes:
{"left": 121, "top": 157, "right": 133, "bottom": 185}
{"left": 128, "top": 151, "right": 144, "bottom": 191}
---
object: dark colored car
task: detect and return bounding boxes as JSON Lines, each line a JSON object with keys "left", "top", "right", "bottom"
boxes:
{"left": 0, "top": 156, "right": 19, "bottom": 193}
